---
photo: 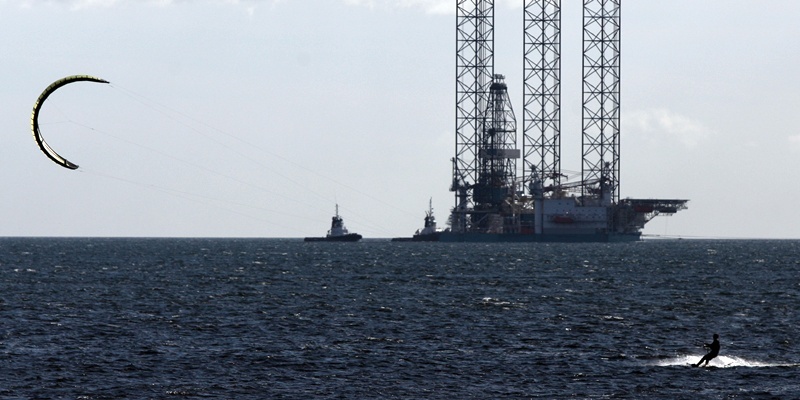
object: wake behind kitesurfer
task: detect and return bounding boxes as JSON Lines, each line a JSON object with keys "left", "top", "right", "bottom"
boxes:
{"left": 695, "top": 333, "right": 720, "bottom": 367}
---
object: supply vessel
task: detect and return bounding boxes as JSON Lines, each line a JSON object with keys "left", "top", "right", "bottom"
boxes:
{"left": 304, "top": 205, "right": 362, "bottom": 242}
{"left": 391, "top": 199, "right": 442, "bottom": 242}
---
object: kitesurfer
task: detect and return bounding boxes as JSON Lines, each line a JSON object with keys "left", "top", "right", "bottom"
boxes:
{"left": 695, "top": 333, "right": 720, "bottom": 367}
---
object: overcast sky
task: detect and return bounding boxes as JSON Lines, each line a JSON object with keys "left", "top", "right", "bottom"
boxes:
{"left": 2, "top": 0, "right": 799, "bottom": 239}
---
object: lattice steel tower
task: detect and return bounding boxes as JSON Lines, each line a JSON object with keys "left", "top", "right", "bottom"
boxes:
{"left": 582, "top": 0, "right": 621, "bottom": 202}
{"left": 523, "top": 0, "right": 561, "bottom": 194}
{"left": 452, "top": 0, "right": 494, "bottom": 232}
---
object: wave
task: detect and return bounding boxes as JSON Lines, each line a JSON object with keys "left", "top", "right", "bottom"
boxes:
{"left": 654, "top": 355, "right": 800, "bottom": 368}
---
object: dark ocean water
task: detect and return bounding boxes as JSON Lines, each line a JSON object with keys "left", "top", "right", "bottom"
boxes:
{"left": 0, "top": 238, "right": 798, "bottom": 399}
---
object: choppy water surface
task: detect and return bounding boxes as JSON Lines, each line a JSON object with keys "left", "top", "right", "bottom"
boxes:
{"left": 1, "top": 238, "right": 798, "bottom": 398}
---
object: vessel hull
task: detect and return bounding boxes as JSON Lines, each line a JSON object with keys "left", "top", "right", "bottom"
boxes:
{"left": 435, "top": 232, "right": 640, "bottom": 243}
{"left": 304, "top": 234, "right": 363, "bottom": 242}
{"left": 391, "top": 233, "right": 441, "bottom": 242}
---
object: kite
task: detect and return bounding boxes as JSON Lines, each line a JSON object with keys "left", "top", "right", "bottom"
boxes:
{"left": 31, "top": 75, "right": 109, "bottom": 169}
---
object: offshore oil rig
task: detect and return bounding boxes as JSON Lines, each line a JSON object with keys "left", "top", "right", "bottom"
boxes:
{"left": 406, "top": 1, "right": 687, "bottom": 242}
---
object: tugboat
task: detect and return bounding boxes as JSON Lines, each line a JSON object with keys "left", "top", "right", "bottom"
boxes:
{"left": 304, "top": 204, "right": 362, "bottom": 242}
{"left": 391, "top": 198, "right": 443, "bottom": 242}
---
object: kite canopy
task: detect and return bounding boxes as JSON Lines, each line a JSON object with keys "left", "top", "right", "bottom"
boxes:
{"left": 30, "top": 75, "right": 109, "bottom": 170}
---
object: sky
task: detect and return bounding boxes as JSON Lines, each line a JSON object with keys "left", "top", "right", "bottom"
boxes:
{"left": 1, "top": 0, "right": 799, "bottom": 239}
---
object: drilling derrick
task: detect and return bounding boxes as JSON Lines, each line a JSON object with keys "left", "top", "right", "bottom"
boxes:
{"left": 473, "top": 75, "right": 520, "bottom": 233}
{"left": 582, "top": 0, "right": 621, "bottom": 204}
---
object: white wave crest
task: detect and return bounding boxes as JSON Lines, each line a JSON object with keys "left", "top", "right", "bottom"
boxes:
{"left": 654, "top": 354, "right": 799, "bottom": 368}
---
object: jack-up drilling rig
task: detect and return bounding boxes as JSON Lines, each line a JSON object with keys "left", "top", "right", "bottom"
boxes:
{"left": 397, "top": 0, "right": 687, "bottom": 242}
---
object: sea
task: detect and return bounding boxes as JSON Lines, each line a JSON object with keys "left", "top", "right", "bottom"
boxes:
{"left": 0, "top": 238, "right": 798, "bottom": 399}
